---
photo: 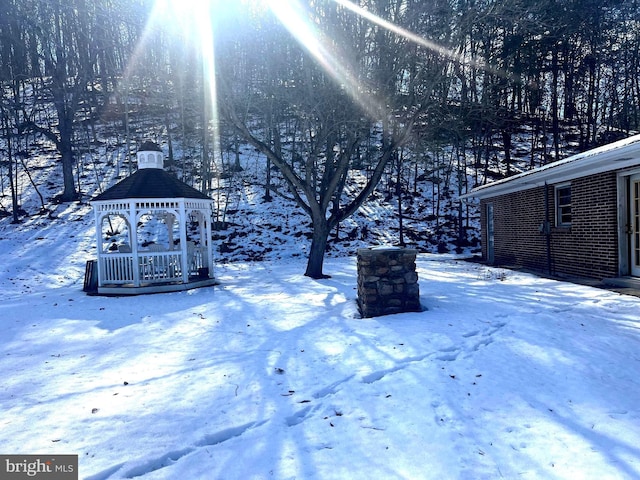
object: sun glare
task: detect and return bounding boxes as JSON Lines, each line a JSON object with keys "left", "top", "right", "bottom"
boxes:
{"left": 265, "top": 0, "right": 386, "bottom": 120}
{"left": 333, "top": 0, "right": 491, "bottom": 73}
{"left": 129, "top": 0, "right": 494, "bottom": 164}
{"left": 149, "top": 0, "right": 226, "bottom": 180}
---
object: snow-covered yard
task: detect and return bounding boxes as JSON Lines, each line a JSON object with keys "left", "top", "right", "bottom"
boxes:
{"left": 1, "top": 214, "right": 639, "bottom": 479}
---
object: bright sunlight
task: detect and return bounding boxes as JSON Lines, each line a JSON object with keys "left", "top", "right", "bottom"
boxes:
{"left": 136, "top": 0, "right": 491, "bottom": 160}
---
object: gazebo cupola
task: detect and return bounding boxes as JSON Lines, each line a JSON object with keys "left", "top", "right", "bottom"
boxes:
{"left": 86, "top": 141, "right": 216, "bottom": 295}
{"left": 137, "top": 141, "right": 164, "bottom": 169}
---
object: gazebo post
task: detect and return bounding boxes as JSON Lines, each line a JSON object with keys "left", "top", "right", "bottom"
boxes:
{"left": 94, "top": 208, "right": 104, "bottom": 287}
{"left": 204, "top": 208, "right": 214, "bottom": 277}
{"left": 179, "top": 201, "right": 189, "bottom": 284}
{"left": 130, "top": 201, "right": 141, "bottom": 287}
{"left": 166, "top": 214, "right": 175, "bottom": 251}
{"left": 197, "top": 210, "right": 209, "bottom": 278}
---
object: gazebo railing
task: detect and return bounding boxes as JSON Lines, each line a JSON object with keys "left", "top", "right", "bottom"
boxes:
{"left": 138, "top": 251, "right": 183, "bottom": 283}
{"left": 99, "top": 245, "right": 208, "bottom": 286}
{"left": 101, "top": 253, "right": 135, "bottom": 284}
{"left": 101, "top": 251, "right": 184, "bottom": 285}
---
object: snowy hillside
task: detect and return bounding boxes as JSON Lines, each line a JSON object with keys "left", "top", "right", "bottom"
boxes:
{"left": 1, "top": 122, "right": 484, "bottom": 266}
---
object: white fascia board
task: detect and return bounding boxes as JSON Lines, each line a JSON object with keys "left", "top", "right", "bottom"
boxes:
{"left": 461, "top": 134, "right": 640, "bottom": 200}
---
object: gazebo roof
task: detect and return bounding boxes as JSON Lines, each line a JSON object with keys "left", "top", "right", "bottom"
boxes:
{"left": 139, "top": 140, "right": 162, "bottom": 152}
{"left": 92, "top": 168, "right": 211, "bottom": 202}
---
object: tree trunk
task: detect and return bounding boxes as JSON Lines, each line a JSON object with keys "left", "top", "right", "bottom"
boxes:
{"left": 58, "top": 113, "right": 78, "bottom": 202}
{"left": 551, "top": 48, "right": 560, "bottom": 161}
{"left": 502, "top": 128, "right": 512, "bottom": 175}
{"left": 305, "top": 216, "right": 330, "bottom": 279}
{"left": 2, "top": 112, "right": 21, "bottom": 223}
{"left": 396, "top": 150, "right": 405, "bottom": 246}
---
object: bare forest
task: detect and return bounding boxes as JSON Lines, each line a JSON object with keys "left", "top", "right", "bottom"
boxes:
{"left": 1, "top": 0, "right": 639, "bottom": 277}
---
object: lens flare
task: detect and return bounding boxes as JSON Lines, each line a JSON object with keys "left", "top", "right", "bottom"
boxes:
{"left": 128, "top": 0, "right": 499, "bottom": 172}
{"left": 333, "top": 0, "right": 491, "bottom": 73}
{"left": 267, "top": 0, "right": 387, "bottom": 120}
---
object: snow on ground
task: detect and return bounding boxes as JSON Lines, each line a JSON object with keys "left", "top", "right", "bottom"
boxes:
{"left": 1, "top": 210, "right": 640, "bottom": 480}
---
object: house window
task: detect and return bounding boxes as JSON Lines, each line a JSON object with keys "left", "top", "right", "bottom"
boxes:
{"left": 555, "top": 184, "right": 572, "bottom": 226}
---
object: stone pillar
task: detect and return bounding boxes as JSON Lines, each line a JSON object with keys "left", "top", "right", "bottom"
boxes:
{"left": 357, "top": 247, "right": 421, "bottom": 318}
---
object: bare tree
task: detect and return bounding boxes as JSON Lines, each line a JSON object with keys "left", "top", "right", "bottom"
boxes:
{"left": 218, "top": 2, "right": 423, "bottom": 278}
{"left": 13, "top": 0, "right": 145, "bottom": 202}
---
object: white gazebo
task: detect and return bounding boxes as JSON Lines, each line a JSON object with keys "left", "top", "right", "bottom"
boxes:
{"left": 85, "top": 141, "right": 216, "bottom": 295}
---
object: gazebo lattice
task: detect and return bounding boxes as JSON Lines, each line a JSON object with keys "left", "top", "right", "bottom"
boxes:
{"left": 86, "top": 141, "right": 216, "bottom": 295}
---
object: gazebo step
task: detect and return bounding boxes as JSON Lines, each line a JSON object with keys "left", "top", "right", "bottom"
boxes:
{"left": 96, "top": 278, "right": 218, "bottom": 296}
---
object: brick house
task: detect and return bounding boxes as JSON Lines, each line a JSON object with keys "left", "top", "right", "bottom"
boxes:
{"left": 461, "top": 134, "right": 640, "bottom": 282}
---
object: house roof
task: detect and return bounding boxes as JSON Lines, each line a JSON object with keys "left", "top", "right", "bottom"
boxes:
{"left": 461, "top": 133, "right": 640, "bottom": 200}
{"left": 91, "top": 168, "right": 211, "bottom": 202}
